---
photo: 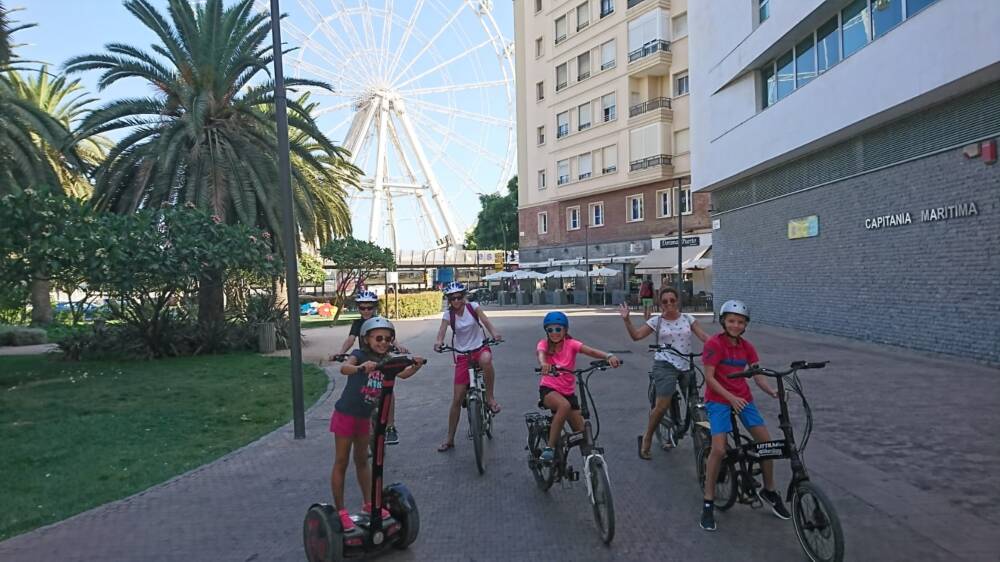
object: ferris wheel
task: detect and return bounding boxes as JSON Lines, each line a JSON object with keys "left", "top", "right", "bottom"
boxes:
{"left": 269, "top": 0, "right": 516, "bottom": 252}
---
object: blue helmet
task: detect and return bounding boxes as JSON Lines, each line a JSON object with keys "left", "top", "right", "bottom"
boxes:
{"left": 442, "top": 281, "right": 466, "bottom": 295}
{"left": 542, "top": 311, "right": 569, "bottom": 329}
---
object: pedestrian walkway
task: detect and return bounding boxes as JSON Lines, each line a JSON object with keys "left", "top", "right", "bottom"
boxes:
{"left": 1, "top": 310, "right": 997, "bottom": 560}
{"left": 0, "top": 343, "right": 58, "bottom": 356}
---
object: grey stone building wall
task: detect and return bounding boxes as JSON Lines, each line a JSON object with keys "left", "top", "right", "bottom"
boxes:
{"left": 712, "top": 147, "right": 1000, "bottom": 365}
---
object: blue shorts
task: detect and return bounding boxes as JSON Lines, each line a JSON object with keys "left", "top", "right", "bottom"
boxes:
{"left": 706, "top": 401, "right": 765, "bottom": 435}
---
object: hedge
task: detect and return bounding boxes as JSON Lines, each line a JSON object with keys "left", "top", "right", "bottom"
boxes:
{"left": 386, "top": 291, "right": 443, "bottom": 319}
{"left": 0, "top": 325, "right": 48, "bottom": 346}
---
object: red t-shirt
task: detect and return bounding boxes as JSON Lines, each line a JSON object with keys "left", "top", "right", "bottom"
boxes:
{"left": 702, "top": 333, "right": 759, "bottom": 405}
{"left": 537, "top": 337, "right": 584, "bottom": 396}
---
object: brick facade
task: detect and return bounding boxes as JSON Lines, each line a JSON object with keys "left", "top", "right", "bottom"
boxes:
{"left": 712, "top": 146, "right": 1000, "bottom": 365}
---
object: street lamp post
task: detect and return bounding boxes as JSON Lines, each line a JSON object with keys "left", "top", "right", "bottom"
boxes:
{"left": 676, "top": 185, "right": 684, "bottom": 309}
{"left": 269, "top": 0, "right": 305, "bottom": 439}
{"left": 585, "top": 219, "right": 591, "bottom": 306}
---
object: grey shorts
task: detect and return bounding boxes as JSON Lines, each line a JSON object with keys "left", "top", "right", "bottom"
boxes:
{"left": 649, "top": 361, "right": 691, "bottom": 398}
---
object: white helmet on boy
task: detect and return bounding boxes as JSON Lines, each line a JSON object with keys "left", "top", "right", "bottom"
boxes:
{"left": 360, "top": 316, "right": 395, "bottom": 336}
{"left": 719, "top": 300, "right": 750, "bottom": 321}
{"left": 355, "top": 290, "right": 378, "bottom": 303}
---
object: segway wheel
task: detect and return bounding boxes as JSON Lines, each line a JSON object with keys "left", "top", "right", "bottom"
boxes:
{"left": 303, "top": 504, "right": 344, "bottom": 562}
{"left": 385, "top": 483, "right": 420, "bottom": 550}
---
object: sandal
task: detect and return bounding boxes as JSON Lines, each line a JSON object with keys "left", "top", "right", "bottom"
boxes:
{"left": 437, "top": 442, "right": 455, "bottom": 452}
{"left": 637, "top": 435, "right": 652, "bottom": 461}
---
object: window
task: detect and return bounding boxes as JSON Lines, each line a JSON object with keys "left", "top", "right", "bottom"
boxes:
{"left": 678, "top": 185, "right": 692, "bottom": 215}
{"left": 576, "top": 2, "right": 590, "bottom": 31}
{"left": 556, "top": 63, "right": 568, "bottom": 91}
{"left": 557, "top": 111, "right": 570, "bottom": 138}
{"left": 578, "top": 102, "right": 592, "bottom": 130}
{"left": 816, "top": 17, "right": 840, "bottom": 74}
{"left": 674, "top": 128, "right": 690, "bottom": 154}
{"left": 907, "top": 0, "right": 937, "bottom": 17}
{"left": 775, "top": 50, "right": 794, "bottom": 100}
{"left": 535, "top": 37, "right": 544, "bottom": 58}
{"left": 537, "top": 125, "right": 545, "bottom": 145}
{"left": 600, "top": 39, "right": 616, "bottom": 70}
{"left": 872, "top": 0, "right": 903, "bottom": 38}
{"left": 761, "top": 63, "right": 776, "bottom": 108}
{"left": 841, "top": 0, "right": 871, "bottom": 58}
{"left": 630, "top": 122, "right": 663, "bottom": 160}
{"left": 674, "top": 72, "right": 689, "bottom": 96}
{"left": 577, "top": 51, "right": 591, "bottom": 81}
{"left": 557, "top": 159, "right": 570, "bottom": 185}
{"left": 589, "top": 202, "right": 604, "bottom": 227}
{"left": 627, "top": 194, "right": 644, "bottom": 222}
{"left": 536, "top": 81, "right": 545, "bottom": 101}
{"left": 672, "top": 13, "right": 687, "bottom": 38}
{"left": 555, "top": 15, "right": 568, "bottom": 44}
{"left": 538, "top": 169, "right": 547, "bottom": 189}
{"left": 538, "top": 212, "right": 548, "bottom": 234}
{"left": 567, "top": 207, "right": 581, "bottom": 230}
{"left": 627, "top": 8, "right": 670, "bottom": 61}
{"left": 601, "top": 92, "right": 616, "bottom": 121}
{"left": 758, "top": 0, "right": 770, "bottom": 23}
{"left": 578, "top": 153, "right": 592, "bottom": 179}
{"left": 657, "top": 188, "right": 672, "bottom": 217}
{"left": 602, "top": 145, "right": 617, "bottom": 173}
{"left": 535, "top": 0, "right": 543, "bottom": 13}
{"left": 600, "top": 0, "right": 614, "bottom": 18}
{"left": 795, "top": 35, "right": 816, "bottom": 87}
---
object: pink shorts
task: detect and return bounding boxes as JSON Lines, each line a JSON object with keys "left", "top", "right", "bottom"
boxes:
{"left": 329, "top": 410, "right": 370, "bottom": 437}
{"left": 454, "top": 347, "right": 491, "bottom": 385}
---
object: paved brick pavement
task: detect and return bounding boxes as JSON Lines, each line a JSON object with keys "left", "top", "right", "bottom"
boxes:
{"left": 1, "top": 308, "right": 998, "bottom": 561}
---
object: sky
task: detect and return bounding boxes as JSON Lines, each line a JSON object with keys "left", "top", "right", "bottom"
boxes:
{"left": 14, "top": 0, "right": 517, "bottom": 251}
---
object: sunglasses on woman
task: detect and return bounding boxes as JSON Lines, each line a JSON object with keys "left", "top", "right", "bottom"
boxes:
{"left": 369, "top": 335, "right": 394, "bottom": 343}
{"left": 545, "top": 326, "right": 564, "bottom": 333}
{"left": 358, "top": 306, "right": 375, "bottom": 311}
{"left": 447, "top": 294, "right": 465, "bottom": 301}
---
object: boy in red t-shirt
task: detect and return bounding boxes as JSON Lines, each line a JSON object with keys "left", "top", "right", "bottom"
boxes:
{"left": 699, "top": 300, "right": 790, "bottom": 532}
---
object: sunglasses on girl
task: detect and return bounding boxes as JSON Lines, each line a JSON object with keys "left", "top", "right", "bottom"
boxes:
{"left": 369, "top": 335, "right": 394, "bottom": 343}
{"left": 545, "top": 326, "right": 564, "bottom": 333}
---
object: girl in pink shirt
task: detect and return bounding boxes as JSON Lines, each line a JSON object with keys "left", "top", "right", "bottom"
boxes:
{"left": 535, "top": 311, "right": 620, "bottom": 461}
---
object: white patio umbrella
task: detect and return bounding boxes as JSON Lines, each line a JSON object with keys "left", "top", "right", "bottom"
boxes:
{"left": 546, "top": 268, "right": 587, "bottom": 278}
{"left": 588, "top": 266, "right": 620, "bottom": 277}
{"left": 512, "top": 269, "right": 547, "bottom": 280}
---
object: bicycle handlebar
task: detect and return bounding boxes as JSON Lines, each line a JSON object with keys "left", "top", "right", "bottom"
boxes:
{"left": 435, "top": 338, "right": 502, "bottom": 354}
{"left": 647, "top": 343, "right": 702, "bottom": 358}
{"left": 726, "top": 360, "right": 829, "bottom": 379}
{"left": 533, "top": 359, "right": 623, "bottom": 376}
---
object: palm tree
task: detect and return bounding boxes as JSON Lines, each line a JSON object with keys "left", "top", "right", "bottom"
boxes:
{"left": 0, "top": 3, "right": 83, "bottom": 326}
{"left": 6, "top": 66, "right": 109, "bottom": 198}
{"left": 66, "top": 0, "right": 357, "bottom": 324}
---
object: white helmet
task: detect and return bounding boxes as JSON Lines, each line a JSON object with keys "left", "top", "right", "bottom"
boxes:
{"left": 442, "top": 282, "right": 466, "bottom": 296}
{"left": 360, "top": 316, "right": 395, "bottom": 336}
{"left": 719, "top": 300, "right": 750, "bottom": 321}
{"left": 355, "top": 290, "right": 378, "bottom": 303}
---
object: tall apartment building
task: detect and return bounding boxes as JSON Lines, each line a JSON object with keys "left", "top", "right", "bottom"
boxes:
{"left": 690, "top": 0, "right": 1000, "bottom": 363}
{"left": 513, "top": 0, "right": 713, "bottom": 301}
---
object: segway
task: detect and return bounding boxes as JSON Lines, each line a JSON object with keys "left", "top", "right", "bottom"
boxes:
{"left": 304, "top": 355, "right": 423, "bottom": 561}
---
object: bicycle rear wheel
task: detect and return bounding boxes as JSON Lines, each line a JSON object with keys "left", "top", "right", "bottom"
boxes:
{"left": 697, "top": 448, "right": 737, "bottom": 510}
{"left": 792, "top": 481, "right": 845, "bottom": 562}
{"left": 468, "top": 398, "right": 485, "bottom": 475}
{"left": 527, "top": 423, "right": 556, "bottom": 491}
{"left": 588, "top": 457, "right": 615, "bottom": 544}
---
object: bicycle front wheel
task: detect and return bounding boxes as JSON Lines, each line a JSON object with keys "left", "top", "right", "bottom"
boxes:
{"left": 468, "top": 398, "right": 485, "bottom": 475}
{"left": 588, "top": 457, "right": 615, "bottom": 544}
{"left": 792, "top": 481, "right": 845, "bottom": 562}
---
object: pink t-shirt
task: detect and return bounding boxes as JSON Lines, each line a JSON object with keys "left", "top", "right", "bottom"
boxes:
{"left": 537, "top": 337, "right": 584, "bottom": 395}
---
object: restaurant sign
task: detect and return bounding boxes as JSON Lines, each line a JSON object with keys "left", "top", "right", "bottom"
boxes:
{"left": 659, "top": 236, "right": 701, "bottom": 249}
{"left": 865, "top": 202, "right": 979, "bottom": 230}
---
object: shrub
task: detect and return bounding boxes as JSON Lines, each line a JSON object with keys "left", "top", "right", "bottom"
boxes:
{"left": 386, "top": 291, "right": 443, "bottom": 319}
{"left": 0, "top": 325, "right": 48, "bottom": 346}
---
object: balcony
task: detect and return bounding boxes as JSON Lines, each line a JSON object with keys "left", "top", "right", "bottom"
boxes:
{"left": 602, "top": 165, "right": 618, "bottom": 174}
{"left": 626, "top": 0, "right": 646, "bottom": 8}
{"left": 629, "top": 154, "right": 672, "bottom": 172}
{"left": 578, "top": 70, "right": 591, "bottom": 81}
{"left": 629, "top": 97, "right": 671, "bottom": 117}
{"left": 628, "top": 39, "right": 672, "bottom": 78}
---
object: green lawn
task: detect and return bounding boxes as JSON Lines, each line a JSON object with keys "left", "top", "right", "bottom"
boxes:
{"left": 0, "top": 353, "right": 328, "bottom": 540}
{"left": 300, "top": 312, "right": 359, "bottom": 329}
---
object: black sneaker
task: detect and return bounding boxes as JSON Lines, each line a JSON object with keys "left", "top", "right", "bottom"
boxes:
{"left": 385, "top": 425, "right": 399, "bottom": 445}
{"left": 759, "top": 489, "right": 791, "bottom": 520}
{"left": 700, "top": 502, "right": 717, "bottom": 532}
